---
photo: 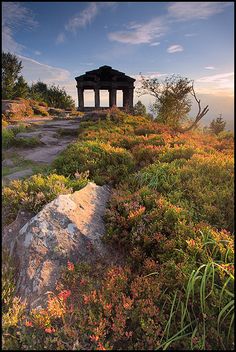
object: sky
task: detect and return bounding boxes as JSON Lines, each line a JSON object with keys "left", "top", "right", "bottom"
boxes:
{"left": 2, "top": 1, "right": 234, "bottom": 129}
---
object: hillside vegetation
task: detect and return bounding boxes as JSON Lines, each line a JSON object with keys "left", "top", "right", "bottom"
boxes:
{"left": 2, "top": 108, "right": 234, "bottom": 350}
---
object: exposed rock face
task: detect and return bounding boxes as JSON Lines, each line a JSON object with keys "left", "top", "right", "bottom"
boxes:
{"left": 2, "top": 99, "right": 34, "bottom": 118}
{"left": 9, "top": 182, "right": 111, "bottom": 309}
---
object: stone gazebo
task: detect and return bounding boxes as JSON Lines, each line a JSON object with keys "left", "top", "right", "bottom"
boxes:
{"left": 75, "top": 65, "right": 135, "bottom": 111}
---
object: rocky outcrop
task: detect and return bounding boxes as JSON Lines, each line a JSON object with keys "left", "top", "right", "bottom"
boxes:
{"left": 6, "top": 183, "right": 112, "bottom": 309}
{"left": 2, "top": 99, "right": 34, "bottom": 118}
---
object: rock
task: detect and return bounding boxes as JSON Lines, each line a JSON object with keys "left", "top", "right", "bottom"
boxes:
{"left": 2, "top": 159, "right": 14, "bottom": 167}
{"left": 4, "top": 169, "right": 33, "bottom": 181}
{"left": 9, "top": 182, "right": 112, "bottom": 309}
{"left": 2, "top": 99, "right": 34, "bottom": 119}
{"left": 15, "top": 131, "right": 42, "bottom": 139}
{"left": 40, "top": 136, "right": 59, "bottom": 145}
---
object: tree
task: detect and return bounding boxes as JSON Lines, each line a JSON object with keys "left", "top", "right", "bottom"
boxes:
{"left": 133, "top": 100, "right": 147, "bottom": 116}
{"left": 210, "top": 114, "right": 226, "bottom": 135}
{"left": 47, "top": 84, "right": 75, "bottom": 109}
{"left": 137, "top": 74, "right": 209, "bottom": 131}
{"left": 2, "top": 52, "right": 23, "bottom": 99}
{"left": 13, "top": 76, "right": 29, "bottom": 99}
{"left": 29, "top": 81, "right": 75, "bottom": 109}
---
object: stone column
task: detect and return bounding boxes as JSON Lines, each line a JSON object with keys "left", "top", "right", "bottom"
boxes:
{"left": 109, "top": 88, "right": 117, "bottom": 107}
{"left": 94, "top": 88, "right": 100, "bottom": 108}
{"left": 123, "top": 88, "right": 129, "bottom": 109}
{"left": 123, "top": 88, "right": 134, "bottom": 110}
{"left": 128, "top": 88, "right": 134, "bottom": 108}
{"left": 78, "top": 87, "right": 84, "bottom": 109}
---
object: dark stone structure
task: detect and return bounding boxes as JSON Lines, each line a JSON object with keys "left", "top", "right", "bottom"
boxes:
{"left": 75, "top": 65, "right": 135, "bottom": 111}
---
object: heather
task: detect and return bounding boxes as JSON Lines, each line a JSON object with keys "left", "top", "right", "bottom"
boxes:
{"left": 2, "top": 109, "right": 234, "bottom": 350}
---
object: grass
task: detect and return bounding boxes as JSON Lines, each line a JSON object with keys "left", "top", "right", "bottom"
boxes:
{"left": 2, "top": 124, "right": 42, "bottom": 149}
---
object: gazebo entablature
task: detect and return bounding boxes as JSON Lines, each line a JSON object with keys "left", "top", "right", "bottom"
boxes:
{"left": 75, "top": 66, "right": 135, "bottom": 110}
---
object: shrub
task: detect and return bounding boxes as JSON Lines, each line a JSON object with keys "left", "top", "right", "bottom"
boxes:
{"left": 135, "top": 154, "right": 234, "bottom": 231}
{"left": 2, "top": 173, "right": 88, "bottom": 225}
{"left": 53, "top": 141, "right": 135, "bottom": 185}
{"left": 2, "top": 128, "right": 15, "bottom": 148}
{"left": 32, "top": 105, "right": 49, "bottom": 116}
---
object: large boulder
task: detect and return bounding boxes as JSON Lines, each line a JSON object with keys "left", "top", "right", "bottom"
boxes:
{"left": 7, "top": 182, "right": 112, "bottom": 309}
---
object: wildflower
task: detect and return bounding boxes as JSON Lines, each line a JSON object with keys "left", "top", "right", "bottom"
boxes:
{"left": 128, "top": 206, "right": 145, "bottom": 220}
{"left": 45, "top": 327, "right": 56, "bottom": 333}
{"left": 58, "top": 289, "right": 71, "bottom": 301}
{"left": 97, "top": 342, "right": 106, "bottom": 350}
{"left": 90, "top": 334, "right": 99, "bottom": 342}
{"left": 186, "top": 239, "right": 196, "bottom": 248}
{"left": 25, "top": 320, "right": 33, "bottom": 327}
{"left": 83, "top": 294, "right": 90, "bottom": 304}
{"left": 67, "top": 260, "right": 75, "bottom": 271}
{"left": 125, "top": 331, "right": 133, "bottom": 338}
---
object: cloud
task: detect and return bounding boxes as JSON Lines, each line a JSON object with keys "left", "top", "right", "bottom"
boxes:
{"left": 65, "top": 2, "right": 116, "bottom": 33}
{"left": 167, "top": 44, "right": 183, "bottom": 53}
{"left": 108, "top": 2, "right": 231, "bottom": 46}
{"left": 56, "top": 32, "right": 66, "bottom": 44}
{"left": 204, "top": 66, "right": 216, "bottom": 70}
{"left": 17, "top": 55, "right": 71, "bottom": 83}
{"left": 2, "top": 2, "right": 37, "bottom": 54}
{"left": 196, "top": 72, "right": 234, "bottom": 83}
{"left": 34, "top": 50, "right": 41, "bottom": 56}
{"left": 108, "top": 17, "right": 167, "bottom": 44}
{"left": 168, "top": 2, "right": 231, "bottom": 21}
{"left": 150, "top": 42, "right": 160, "bottom": 46}
{"left": 195, "top": 72, "right": 234, "bottom": 97}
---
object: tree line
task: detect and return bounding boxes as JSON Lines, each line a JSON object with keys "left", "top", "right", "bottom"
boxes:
{"left": 2, "top": 52, "right": 75, "bottom": 109}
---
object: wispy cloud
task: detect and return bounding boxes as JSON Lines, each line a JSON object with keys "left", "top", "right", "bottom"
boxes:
{"left": 65, "top": 2, "right": 116, "bottom": 33}
{"left": 108, "top": 17, "right": 167, "bottom": 44}
{"left": 34, "top": 50, "right": 41, "bottom": 56}
{"left": 195, "top": 72, "right": 234, "bottom": 97}
{"left": 150, "top": 42, "right": 160, "bottom": 46}
{"left": 17, "top": 55, "right": 71, "bottom": 83}
{"left": 167, "top": 44, "right": 183, "bottom": 53}
{"left": 2, "top": 2, "right": 38, "bottom": 53}
{"left": 196, "top": 72, "right": 234, "bottom": 83}
{"left": 204, "top": 66, "right": 216, "bottom": 70}
{"left": 108, "top": 2, "right": 230, "bottom": 46}
{"left": 56, "top": 32, "right": 66, "bottom": 44}
{"left": 168, "top": 2, "right": 231, "bottom": 21}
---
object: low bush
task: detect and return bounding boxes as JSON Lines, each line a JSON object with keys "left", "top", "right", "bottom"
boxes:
{"left": 53, "top": 141, "right": 135, "bottom": 185}
{"left": 2, "top": 128, "right": 15, "bottom": 148}
{"left": 32, "top": 104, "right": 49, "bottom": 116}
{"left": 2, "top": 173, "right": 88, "bottom": 225}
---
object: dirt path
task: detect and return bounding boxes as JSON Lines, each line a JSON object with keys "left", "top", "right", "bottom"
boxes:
{"left": 2, "top": 118, "right": 81, "bottom": 184}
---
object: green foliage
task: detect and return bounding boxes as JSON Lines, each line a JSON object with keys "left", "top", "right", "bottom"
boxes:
{"left": 135, "top": 154, "right": 234, "bottom": 231}
{"left": 210, "top": 115, "right": 227, "bottom": 135}
{"left": 2, "top": 113, "right": 234, "bottom": 350}
{"left": 138, "top": 74, "right": 193, "bottom": 128}
{"left": 133, "top": 100, "right": 147, "bottom": 116}
{"left": 29, "top": 81, "right": 75, "bottom": 109}
{"left": 53, "top": 140, "right": 135, "bottom": 185}
{"left": 13, "top": 75, "right": 30, "bottom": 99}
{"left": 2, "top": 52, "right": 23, "bottom": 99}
{"left": 2, "top": 173, "right": 88, "bottom": 225}
{"left": 2, "top": 124, "right": 42, "bottom": 149}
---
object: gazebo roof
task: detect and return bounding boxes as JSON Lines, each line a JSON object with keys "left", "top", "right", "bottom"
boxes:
{"left": 75, "top": 65, "right": 135, "bottom": 83}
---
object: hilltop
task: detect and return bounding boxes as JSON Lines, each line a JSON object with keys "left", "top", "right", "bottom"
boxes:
{"left": 2, "top": 108, "right": 234, "bottom": 350}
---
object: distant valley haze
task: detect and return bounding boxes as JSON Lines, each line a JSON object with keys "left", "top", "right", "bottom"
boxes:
{"left": 2, "top": 1, "right": 234, "bottom": 130}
